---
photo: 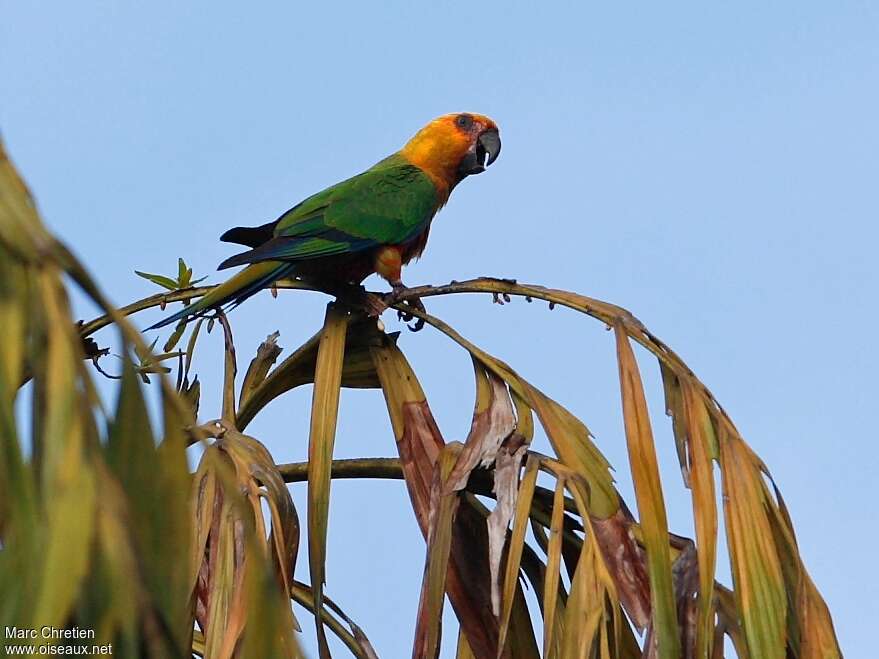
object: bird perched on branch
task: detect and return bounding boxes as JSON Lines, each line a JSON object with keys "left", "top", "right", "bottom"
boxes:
{"left": 148, "top": 112, "right": 501, "bottom": 330}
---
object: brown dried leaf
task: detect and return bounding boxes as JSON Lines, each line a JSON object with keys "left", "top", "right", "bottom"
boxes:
{"left": 590, "top": 506, "right": 651, "bottom": 631}
{"left": 614, "top": 322, "right": 680, "bottom": 656}
{"left": 497, "top": 455, "right": 539, "bottom": 654}
{"left": 682, "top": 381, "right": 719, "bottom": 658}
{"left": 239, "top": 330, "right": 282, "bottom": 409}
{"left": 760, "top": 475, "right": 841, "bottom": 659}
{"left": 541, "top": 478, "right": 566, "bottom": 658}
{"left": 487, "top": 439, "right": 528, "bottom": 617}
{"left": 446, "top": 363, "right": 517, "bottom": 492}
{"left": 660, "top": 361, "right": 691, "bottom": 485}
{"left": 236, "top": 317, "right": 381, "bottom": 429}
{"left": 402, "top": 309, "right": 618, "bottom": 518}
{"left": 671, "top": 539, "right": 700, "bottom": 658}
{"left": 719, "top": 431, "right": 787, "bottom": 659}
{"left": 307, "top": 303, "right": 349, "bottom": 657}
{"left": 217, "top": 313, "right": 237, "bottom": 423}
{"left": 413, "top": 442, "right": 463, "bottom": 659}
{"left": 371, "top": 339, "right": 504, "bottom": 658}
{"left": 191, "top": 428, "right": 301, "bottom": 658}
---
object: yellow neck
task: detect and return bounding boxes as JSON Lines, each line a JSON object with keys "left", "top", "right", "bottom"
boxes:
{"left": 399, "top": 131, "right": 462, "bottom": 203}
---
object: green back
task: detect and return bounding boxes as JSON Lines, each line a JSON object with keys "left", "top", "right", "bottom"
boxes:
{"left": 231, "top": 154, "right": 439, "bottom": 264}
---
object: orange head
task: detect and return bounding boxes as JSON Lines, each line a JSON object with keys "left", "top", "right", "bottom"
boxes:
{"left": 399, "top": 113, "right": 501, "bottom": 195}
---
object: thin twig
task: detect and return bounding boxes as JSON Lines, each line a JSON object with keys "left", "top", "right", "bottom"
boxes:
{"left": 216, "top": 311, "right": 237, "bottom": 423}
{"left": 276, "top": 457, "right": 581, "bottom": 516}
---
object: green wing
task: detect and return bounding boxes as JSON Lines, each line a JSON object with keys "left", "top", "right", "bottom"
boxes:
{"left": 219, "top": 155, "right": 438, "bottom": 269}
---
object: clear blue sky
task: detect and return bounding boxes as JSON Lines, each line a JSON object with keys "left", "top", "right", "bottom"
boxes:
{"left": 3, "top": 2, "right": 876, "bottom": 656}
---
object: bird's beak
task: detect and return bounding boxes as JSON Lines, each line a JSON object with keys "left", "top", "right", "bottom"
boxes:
{"left": 457, "top": 128, "right": 502, "bottom": 177}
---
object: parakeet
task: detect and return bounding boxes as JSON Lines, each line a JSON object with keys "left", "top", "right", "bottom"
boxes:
{"left": 147, "top": 112, "right": 500, "bottom": 330}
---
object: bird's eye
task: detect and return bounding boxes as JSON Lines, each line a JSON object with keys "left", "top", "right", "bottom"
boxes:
{"left": 455, "top": 114, "right": 473, "bottom": 130}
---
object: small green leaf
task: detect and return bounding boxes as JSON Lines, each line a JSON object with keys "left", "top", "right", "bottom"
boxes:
{"left": 183, "top": 318, "right": 205, "bottom": 381}
{"left": 134, "top": 270, "right": 178, "bottom": 291}
{"left": 163, "top": 320, "right": 187, "bottom": 353}
{"left": 138, "top": 364, "right": 172, "bottom": 375}
{"left": 150, "top": 351, "right": 184, "bottom": 365}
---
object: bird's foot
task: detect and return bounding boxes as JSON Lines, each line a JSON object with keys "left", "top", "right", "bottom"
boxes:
{"left": 387, "top": 283, "right": 426, "bottom": 332}
{"left": 396, "top": 299, "right": 426, "bottom": 332}
{"left": 320, "top": 282, "right": 385, "bottom": 320}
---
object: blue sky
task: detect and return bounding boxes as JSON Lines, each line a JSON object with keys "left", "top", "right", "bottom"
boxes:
{"left": 3, "top": 1, "right": 876, "bottom": 656}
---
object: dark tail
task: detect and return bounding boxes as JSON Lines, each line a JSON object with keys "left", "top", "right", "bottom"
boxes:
{"left": 220, "top": 220, "right": 278, "bottom": 248}
{"left": 146, "top": 261, "right": 292, "bottom": 330}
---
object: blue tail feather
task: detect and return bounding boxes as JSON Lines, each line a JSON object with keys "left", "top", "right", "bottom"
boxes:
{"left": 145, "top": 263, "right": 294, "bottom": 331}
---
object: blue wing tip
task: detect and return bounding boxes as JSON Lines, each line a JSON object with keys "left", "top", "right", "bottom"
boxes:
{"left": 145, "top": 318, "right": 173, "bottom": 331}
{"left": 145, "top": 309, "right": 189, "bottom": 331}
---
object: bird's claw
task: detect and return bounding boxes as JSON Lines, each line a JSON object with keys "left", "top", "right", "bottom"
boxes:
{"left": 396, "top": 299, "right": 426, "bottom": 332}
{"left": 387, "top": 284, "right": 426, "bottom": 332}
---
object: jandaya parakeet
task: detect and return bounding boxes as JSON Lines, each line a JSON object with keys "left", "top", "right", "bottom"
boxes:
{"left": 148, "top": 112, "right": 500, "bottom": 330}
